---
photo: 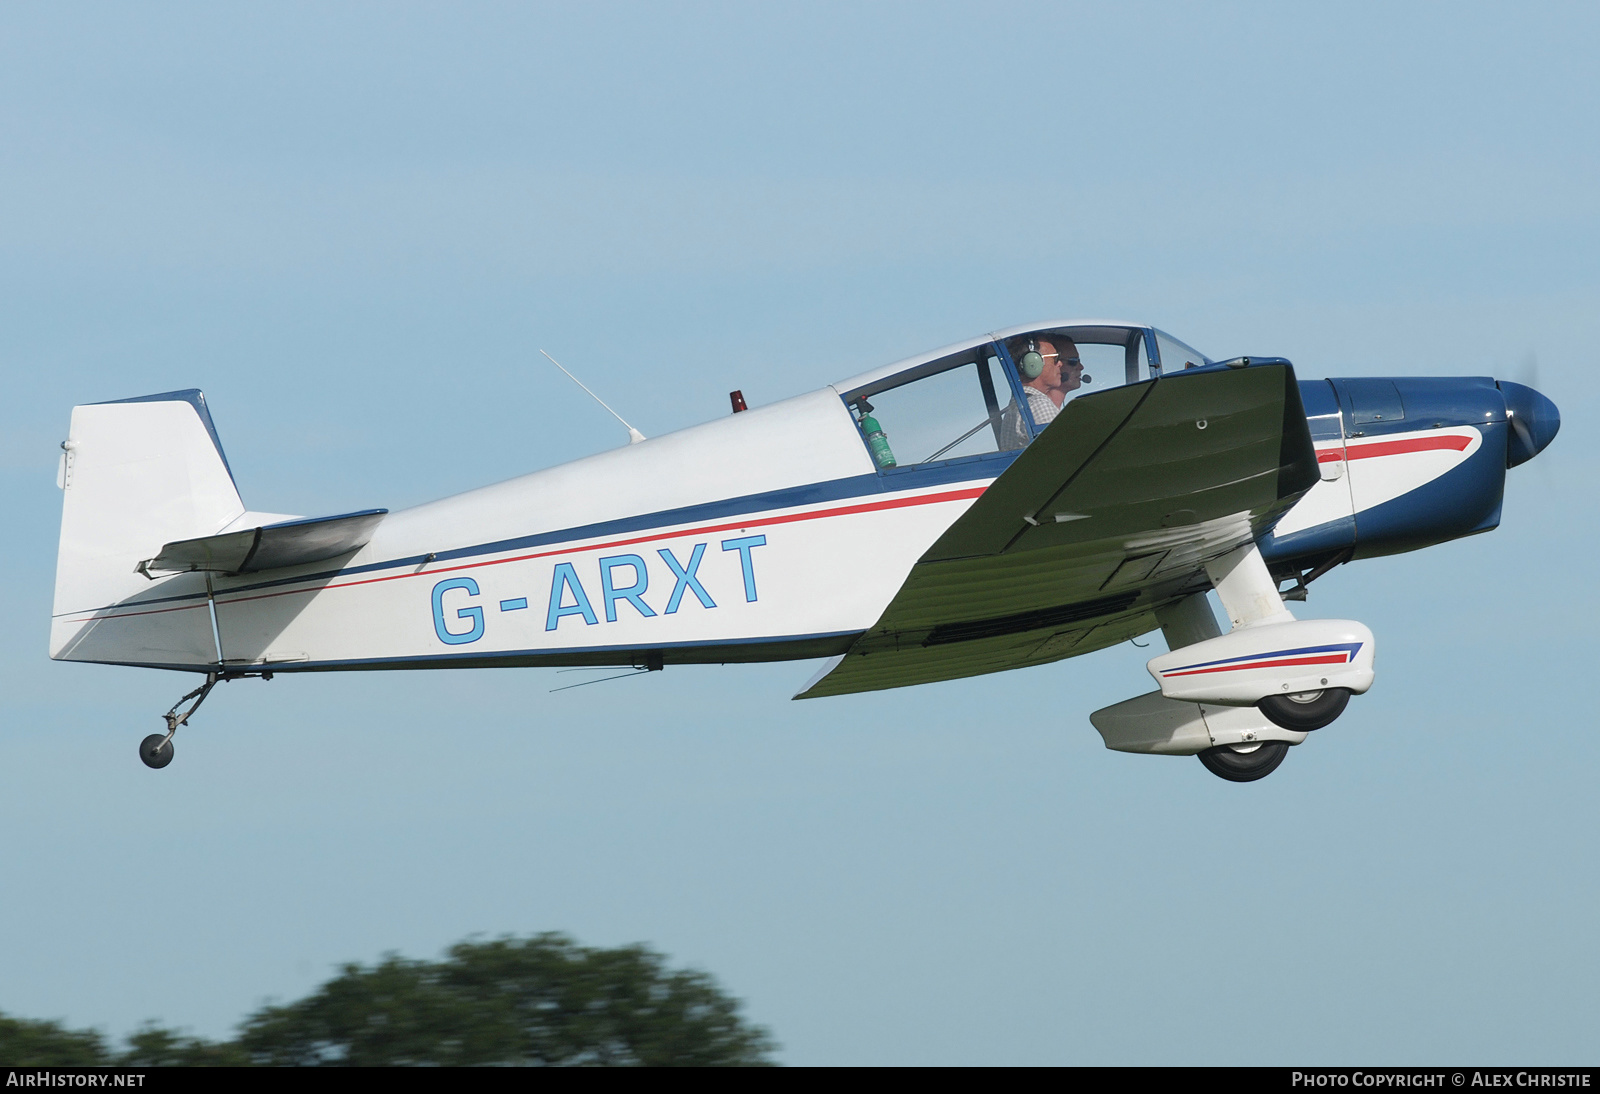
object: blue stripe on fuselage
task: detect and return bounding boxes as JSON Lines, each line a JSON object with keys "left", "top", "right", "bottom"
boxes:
{"left": 105, "top": 452, "right": 1021, "bottom": 611}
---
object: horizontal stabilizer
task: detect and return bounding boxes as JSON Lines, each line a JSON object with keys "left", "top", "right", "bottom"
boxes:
{"left": 139, "top": 509, "right": 387, "bottom": 576}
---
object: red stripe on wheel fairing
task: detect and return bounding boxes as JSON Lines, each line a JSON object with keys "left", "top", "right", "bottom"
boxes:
{"left": 1160, "top": 653, "right": 1352, "bottom": 678}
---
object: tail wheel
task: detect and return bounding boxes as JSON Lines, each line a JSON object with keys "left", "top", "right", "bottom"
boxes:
{"left": 1198, "top": 741, "right": 1289, "bottom": 782}
{"left": 1258, "top": 687, "right": 1350, "bottom": 731}
{"left": 139, "top": 734, "right": 175, "bottom": 770}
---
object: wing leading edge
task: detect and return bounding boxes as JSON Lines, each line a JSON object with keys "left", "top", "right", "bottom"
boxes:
{"left": 796, "top": 362, "right": 1317, "bottom": 698}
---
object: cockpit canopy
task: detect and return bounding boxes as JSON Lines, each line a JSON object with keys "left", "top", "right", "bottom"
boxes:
{"left": 837, "top": 322, "right": 1210, "bottom": 473}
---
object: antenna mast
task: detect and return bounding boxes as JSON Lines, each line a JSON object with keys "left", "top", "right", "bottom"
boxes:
{"left": 539, "top": 349, "right": 646, "bottom": 444}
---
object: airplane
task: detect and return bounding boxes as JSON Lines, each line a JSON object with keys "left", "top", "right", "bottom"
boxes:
{"left": 48, "top": 320, "right": 1560, "bottom": 781}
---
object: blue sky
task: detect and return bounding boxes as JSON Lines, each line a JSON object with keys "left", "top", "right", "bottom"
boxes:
{"left": 1, "top": 2, "right": 1596, "bottom": 1064}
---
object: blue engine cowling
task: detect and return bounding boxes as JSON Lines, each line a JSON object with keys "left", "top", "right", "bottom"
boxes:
{"left": 1262, "top": 375, "right": 1558, "bottom": 570}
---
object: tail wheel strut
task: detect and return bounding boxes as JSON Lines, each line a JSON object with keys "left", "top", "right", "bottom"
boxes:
{"left": 139, "top": 672, "right": 219, "bottom": 770}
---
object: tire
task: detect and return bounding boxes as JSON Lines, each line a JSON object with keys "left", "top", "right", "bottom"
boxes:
{"left": 1257, "top": 687, "right": 1350, "bottom": 731}
{"left": 139, "top": 734, "right": 174, "bottom": 770}
{"left": 1198, "top": 741, "right": 1289, "bottom": 782}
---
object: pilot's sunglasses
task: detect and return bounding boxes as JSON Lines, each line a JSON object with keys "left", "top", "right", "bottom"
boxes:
{"left": 1043, "top": 352, "right": 1083, "bottom": 367}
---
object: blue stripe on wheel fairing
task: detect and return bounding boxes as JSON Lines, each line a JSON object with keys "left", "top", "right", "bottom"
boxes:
{"left": 1163, "top": 642, "right": 1362, "bottom": 673}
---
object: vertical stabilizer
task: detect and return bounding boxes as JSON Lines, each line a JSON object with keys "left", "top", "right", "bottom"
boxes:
{"left": 51, "top": 391, "right": 245, "bottom": 666}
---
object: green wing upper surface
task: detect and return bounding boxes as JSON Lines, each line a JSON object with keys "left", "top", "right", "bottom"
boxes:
{"left": 796, "top": 362, "right": 1317, "bottom": 699}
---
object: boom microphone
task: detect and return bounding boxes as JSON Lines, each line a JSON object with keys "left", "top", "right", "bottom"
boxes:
{"left": 1080, "top": 373, "right": 1092, "bottom": 384}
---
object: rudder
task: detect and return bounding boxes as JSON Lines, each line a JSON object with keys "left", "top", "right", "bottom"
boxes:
{"left": 51, "top": 390, "right": 245, "bottom": 666}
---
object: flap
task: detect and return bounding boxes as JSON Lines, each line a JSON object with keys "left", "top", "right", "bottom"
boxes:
{"left": 797, "top": 363, "right": 1317, "bottom": 698}
{"left": 139, "top": 509, "right": 388, "bottom": 576}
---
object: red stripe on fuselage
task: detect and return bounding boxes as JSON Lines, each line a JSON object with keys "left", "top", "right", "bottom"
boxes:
{"left": 1316, "top": 433, "right": 1472, "bottom": 464}
{"left": 210, "top": 485, "right": 991, "bottom": 610}
{"left": 63, "top": 485, "right": 991, "bottom": 622}
{"left": 58, "top": 602, "right": 209, "bottom": 625}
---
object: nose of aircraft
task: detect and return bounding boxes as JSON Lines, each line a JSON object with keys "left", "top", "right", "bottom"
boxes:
{"left": 1498, "top": 381, "right": 1561, "bottom": 468}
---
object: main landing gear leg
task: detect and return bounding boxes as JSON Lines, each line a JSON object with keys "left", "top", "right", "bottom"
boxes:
{"left": 139, "top": 672, "right": 219, "bottom": 770}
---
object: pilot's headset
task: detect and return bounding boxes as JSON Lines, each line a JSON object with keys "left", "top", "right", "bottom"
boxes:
{"left": 1013, "top": 337, "right": 1092, "bottom": 385}
{"left": 1015, "top": 338, "right": 1046, "bottom": 381}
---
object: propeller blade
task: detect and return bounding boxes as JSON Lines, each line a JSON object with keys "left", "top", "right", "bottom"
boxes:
{"left": 1516, "top": 351, "right": 1540, "bottom": 391}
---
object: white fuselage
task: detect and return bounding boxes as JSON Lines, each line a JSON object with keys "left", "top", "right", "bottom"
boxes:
{"left": 49, "top": 359, "right": 1493, "bottom": 675}
{"left": 206, "top": 389, "right": 987, "bottom": 670}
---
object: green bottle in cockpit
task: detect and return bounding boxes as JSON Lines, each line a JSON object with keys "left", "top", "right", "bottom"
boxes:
{"left": 861, "top": 415, "right": 897, "bottom": 469}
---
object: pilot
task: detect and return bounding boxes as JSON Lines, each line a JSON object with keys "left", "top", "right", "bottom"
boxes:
{"left": 1000, "top": 335, "right": 1086, "bottom": 449}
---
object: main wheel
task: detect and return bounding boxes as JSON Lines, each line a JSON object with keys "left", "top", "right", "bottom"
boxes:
{"left": 139, "top": 734, "right": 175, "bottom": 770}
{"left": 1198, "top": 741, "right": 1289, "bottom": 782}
{"left": 1258, "top": 687, "right": 1350, "bottom": 731}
